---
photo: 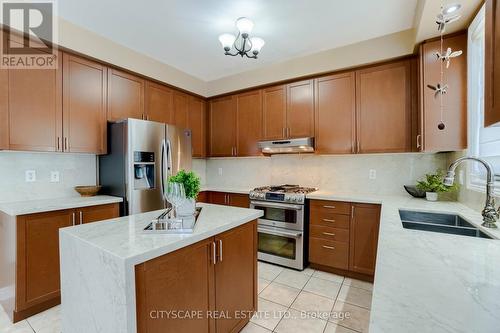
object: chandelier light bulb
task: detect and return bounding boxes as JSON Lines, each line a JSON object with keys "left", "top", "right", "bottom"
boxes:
{"left": 250, "top": 37, "right": 265, "bottom": 54}
{"left": 236, "top": 17, "right": 254, "bottom": 37}
{"left": 218, "top": 33, "right": 236, "bottom": 51}
{"left": 443, "top": 3, "right": 461, "bottom": 15}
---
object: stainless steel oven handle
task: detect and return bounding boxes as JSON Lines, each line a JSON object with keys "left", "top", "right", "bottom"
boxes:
{"left": 250, "top": 201, "right": 303, "bottom": 210}
{"left": 258, "top": 226, "right": 303, "bottom": 238}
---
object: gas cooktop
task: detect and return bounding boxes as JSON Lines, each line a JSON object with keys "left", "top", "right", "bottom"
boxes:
{"left": 249, "top": 185, "right": 317, "bottom": 204}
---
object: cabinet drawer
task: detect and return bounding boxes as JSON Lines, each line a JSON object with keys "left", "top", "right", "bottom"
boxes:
{"left": 310, "top": 200, "right": 351, "bottom": 215}
{"left": 310, "top": 225, "right": 349, "bottom": 242}
{"left": 309, "top": 238, "right": 349, "bottom": 270}
{"left": 310, "top": 210, "right": 350, "bottom": 229}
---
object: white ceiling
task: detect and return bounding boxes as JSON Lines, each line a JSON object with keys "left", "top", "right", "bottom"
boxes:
{"left": 59, "top": 0, "right": 418, "bottom": 81}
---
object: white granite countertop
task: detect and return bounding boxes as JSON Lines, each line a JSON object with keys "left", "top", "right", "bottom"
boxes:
{"left": 60, "top": 202, "right": 262, "bottom": 264}
{"left": 308, "top": 191, "right": 500, "bottom": 333}
{"left": 0, "top": 195, "right": 123, "bottom": 216}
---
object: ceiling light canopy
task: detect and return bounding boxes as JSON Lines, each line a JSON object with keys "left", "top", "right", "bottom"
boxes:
{"left": 218, "top": 17, "right": 264, "bottom": 59}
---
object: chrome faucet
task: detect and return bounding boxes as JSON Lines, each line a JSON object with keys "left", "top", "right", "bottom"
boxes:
{"left": 443, "top": 157, "right": 499, "bottom": 228}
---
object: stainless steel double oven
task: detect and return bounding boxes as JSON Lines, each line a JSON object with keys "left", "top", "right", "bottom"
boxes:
{"left": 250, "top": 198, "right": 306, "bottom": 270}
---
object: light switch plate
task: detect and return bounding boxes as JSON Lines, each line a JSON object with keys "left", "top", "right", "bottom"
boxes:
{"left": 50, "top": 171, "right": 60, "bottom": 183}
{"left": 25, "top": 170, "right": 36, "bottom": 182}
{"left": 369, "top": 169, "right": 377, "bottom": 180}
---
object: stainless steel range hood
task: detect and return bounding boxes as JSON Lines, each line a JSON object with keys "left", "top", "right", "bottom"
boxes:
{"left": 258, "top": 137, "right": 314, "bottom": 154}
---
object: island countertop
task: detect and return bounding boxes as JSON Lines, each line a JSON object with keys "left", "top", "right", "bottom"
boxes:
{"left": 59, "top": 202, "right": 263, "bottom": 265}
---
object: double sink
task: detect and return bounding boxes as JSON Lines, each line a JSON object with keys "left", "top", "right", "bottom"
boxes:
{"left": 400, "top": 210, "right": 493, "bottom": 239}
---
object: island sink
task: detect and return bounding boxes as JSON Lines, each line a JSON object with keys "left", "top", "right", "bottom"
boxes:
{"left": 399, "top": 210, "right": 493, "bottom": 239}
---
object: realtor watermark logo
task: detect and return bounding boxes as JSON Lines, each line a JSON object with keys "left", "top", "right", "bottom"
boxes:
{"left": 1, "top": 0, "right": 58, "bottom": 69}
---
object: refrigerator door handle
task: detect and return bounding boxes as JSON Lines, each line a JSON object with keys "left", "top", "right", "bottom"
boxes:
{"left": 166, "top": 138, "right": 173, "bottom": 178}
{"left": 161, "top": 139, "right": 167, "bottom": 201}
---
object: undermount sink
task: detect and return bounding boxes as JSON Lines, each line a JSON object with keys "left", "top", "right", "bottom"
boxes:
{"left": 399, "top": 210, "right": 493, "bottom": 239}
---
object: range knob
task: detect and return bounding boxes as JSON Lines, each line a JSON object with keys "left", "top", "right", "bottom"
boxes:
{"left": 259, "top": 193, "right": 265, "bottom": 199}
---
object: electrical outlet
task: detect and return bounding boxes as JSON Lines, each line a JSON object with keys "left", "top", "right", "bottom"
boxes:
{"left": 369, "top": 169, "right": 377, "bottom": 180}
{"left": 50, "top": 171, "right": 60, "bottom": 183}
{"left": 218, "top": 168, "right": 223, "bottom": 176}
{"left": 25, "top": 170, "right": 36, "bottom": 182}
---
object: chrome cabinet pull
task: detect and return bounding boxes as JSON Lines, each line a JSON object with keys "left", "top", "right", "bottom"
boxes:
{"left": 357, "top": 141, "right": 360, "bottom": 153}
{"left": 322, "top": 245, "right": 335, "bottom": 250}
{"left": 416, "top": 134, "right": 422, "bottom": 149}
{"left": 79, "top": 211, "right": 83, "bottom": 224}
{"left": 323, "top": 205, "right": 336, "bottom": 209}
{"left": 72, "top": 212, "right": 75, "bottom": 226}
{"left": 323, "top": 218, "right": 336, "bottom": 223}
{"left": 219, "top": 239, "right": 223, "bottom": 262}
{"left": 57, "top": 137, "right": 60, "bottom": 151}
{"left": 351, "top": 206, "right": 355, "bottom": 217}
{"left": 322, "top": 232, "right": 336, "bottom": 236}
{"left": 64, "top": 137, "right": 68, "bottom": 151}
{"left": 212, "top": 242, "right": 217, "bottom": 264}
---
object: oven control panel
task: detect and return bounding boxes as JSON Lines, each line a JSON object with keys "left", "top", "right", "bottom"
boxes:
{"left": 249, "top": 191, "right": 305, "bottom": 204}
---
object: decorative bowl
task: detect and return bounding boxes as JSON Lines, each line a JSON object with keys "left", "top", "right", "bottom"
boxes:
{"left": 74, "top": 185, "right": 102, "bottom": 197}
{"left": 404, "top": 185, "right": 426, "bottom": 198}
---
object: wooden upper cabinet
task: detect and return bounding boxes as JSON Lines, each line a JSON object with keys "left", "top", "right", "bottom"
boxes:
{"left": 287, "top": 80, "right": 314, "bottom": 138}
{"left": 236, "top": 90, "right": 262, "bottom": 156}
{"left": 107, "top": 69, "right": 144, "bottom": 122}
{"left": 214, "top": 222, "right": 256, "bottom": 333}
{"left": 16, "top": 209, "right": 73, "bottom": 311}
{"left": 7, "top": 51, "right": 62, "bottom": 152}
{"left": 209, "top": 96, "right": 236, "bottom": 157}
{"left": 420, "top": 33, "right": 467, "bottom": 151}
{"left": 356, "top": 60, "right": 412, "bottom": 153}
{"left": 188, "top": 96, "right": 207, "bottom": 158}
{"left": 62, "top": 54, "right": 107, "bottom": 154}
{"left": 145, "top": 81, "right": 173, "bottom": 124}
{"left": 485, "top": 0, "right": 500, "bottom": 126}
{"left": 262, "top": 85, "right": 287, "bottom": 140}
{"left": 349, "top": 204, "right": 381, "bottom": 276}
{"left": 315, "top": 73, "right": 356, "bottom": 154}
{"left": 0, "top": 67, "right": 7, "bottom": 150}
{"left": 173, "top": 91, "right": 189, "bottom": 129}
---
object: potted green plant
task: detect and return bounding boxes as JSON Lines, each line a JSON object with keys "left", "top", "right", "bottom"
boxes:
{"left": 168, "top": 170, "right": 201, "bottom": 216}
{"left": 416, "top": 170, "right": 457, "bottom": 201}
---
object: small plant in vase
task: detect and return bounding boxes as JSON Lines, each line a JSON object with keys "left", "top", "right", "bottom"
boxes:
{"left": 416, "top": 170, "right": 457, "bottom": 201}
{"left": 168, "top": 170, "right": 201, "bottom": 216}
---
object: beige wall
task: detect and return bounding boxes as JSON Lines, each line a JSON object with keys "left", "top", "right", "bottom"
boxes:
{"left": 207, "top": 29, "right": 416, "bottom": 96}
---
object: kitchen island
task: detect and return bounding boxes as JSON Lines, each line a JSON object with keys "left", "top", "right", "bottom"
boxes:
{"left": 59, "top": 203, "right": 263, "bottom": 333}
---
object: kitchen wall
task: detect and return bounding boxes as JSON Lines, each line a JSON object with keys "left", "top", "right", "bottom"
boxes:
{"left": 203, "top": 153, "right": 448, "bottom": 195}
{"left": 0, "top": 152, "right": 96, "bottom": 203}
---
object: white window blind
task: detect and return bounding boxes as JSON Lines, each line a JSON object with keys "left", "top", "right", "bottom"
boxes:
{"left": 467, "top": 5, "right": 500, "bottom": 193}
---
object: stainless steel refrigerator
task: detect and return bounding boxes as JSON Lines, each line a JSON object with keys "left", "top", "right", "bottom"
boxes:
{"left": 99, "top": 118, "right": 192, "bottom": 216}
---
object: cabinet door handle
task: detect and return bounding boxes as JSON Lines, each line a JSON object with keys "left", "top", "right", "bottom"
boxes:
{"left": 287, "top": 127, "right": 290, "bottom": 138}
{"left": 323, "top": 218, "right": 336, "bottom": 223}
{"left": 356, "top": 141, "right": 360, "bottom": 153}
{"left": 351, "top": 206, "right": 355, "bottom": 217}
{"left": 323, "top": 205, "right": 336, "bottom": 209}
{"left": 322, "top": 232, "right": 336, "bottom": 236}
{"left": 57, "top": 137, "right": 61, "bottom": 151}
{"left": 416, "top": 134, "right": 422, "bottom": 149}
{"left": 219, "top": 239, "right": 223, "bottom": 262}
{"left": 72, "top": 212, "right": 76, "bottom": 226}
{"left": 322, "top": 245, "right": 335, "bottom": 250}
{"left": 64, "top": 137, "right": 68, "bottom": 151}
{"left": 79, "top": 211, "right": 83, "bottom": 224}
{"left": 212, "top": 241, "right": 217, "bottom": 264}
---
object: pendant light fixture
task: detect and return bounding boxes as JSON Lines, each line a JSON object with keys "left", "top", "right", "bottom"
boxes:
{"left": 428, "top": 2, "right": 463, "bottom": 130}
{"left": 218, "top": 17, "right": 265, "bottom": 59}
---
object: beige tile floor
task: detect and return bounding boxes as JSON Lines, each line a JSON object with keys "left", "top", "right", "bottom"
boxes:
{"left": 0, "top": 261, "right": 372, "bottom": 333}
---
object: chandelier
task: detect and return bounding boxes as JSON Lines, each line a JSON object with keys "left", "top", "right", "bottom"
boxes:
{"left": 218, "top": 17, "right": 265, "bottom": 59}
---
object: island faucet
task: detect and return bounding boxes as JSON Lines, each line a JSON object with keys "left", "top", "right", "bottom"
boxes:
{"left": 443, "top": 156, "right": 499, "bottom": 228}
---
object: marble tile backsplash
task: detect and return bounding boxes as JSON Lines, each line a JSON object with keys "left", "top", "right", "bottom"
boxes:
{"left": 0, "top": 151, "right": 96, "bottom": 203}
{"left": 205, "top": 153, "right": 448, "bottom": 195}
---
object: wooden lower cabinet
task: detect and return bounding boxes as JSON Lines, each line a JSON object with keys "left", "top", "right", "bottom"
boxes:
{"left": 197, "top": 191, "right": 210, "bottom": 203}
{"left": 1, "top": 203, "right": 120, "bottom": 322}
{"left": 206, "top": 192, "right": 250, "bottom": 208}
{"left": 309, "top": 200, "right": 381, "bottom": 280}
{"left": 135, "top": 221, "right": 257, "bottom": 333}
